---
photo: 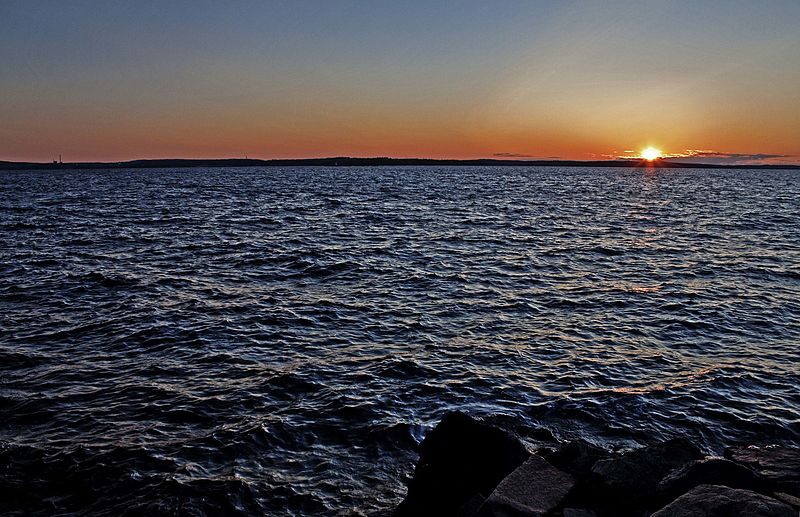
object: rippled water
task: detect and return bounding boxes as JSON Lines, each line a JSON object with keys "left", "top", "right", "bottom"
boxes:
{"left": 1, "top": 166, "right": 799, "bottom": 515}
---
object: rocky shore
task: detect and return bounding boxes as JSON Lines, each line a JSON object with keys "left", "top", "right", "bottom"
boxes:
{"left": 395, "top": 412, "right": 800, "bottom": 516}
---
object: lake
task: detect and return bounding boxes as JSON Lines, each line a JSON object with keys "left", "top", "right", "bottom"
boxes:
{"left": 1, "top": 166, "right": 798, "bottom": 514}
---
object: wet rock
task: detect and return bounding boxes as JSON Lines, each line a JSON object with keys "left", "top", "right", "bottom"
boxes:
{"left": 458, "top": 495, "right": 486, "bottom": 517}
{"left": 543, "top": 440, "right": 611, "bottom": 513}
{"left": 772, "top": 492, "right": 800, "bottom": 510}
{"left": 394, "top": 413, "right": 799, "bottom": 517}
{"left": 725, "top": 445, "right": 800, "bottom": 495}
{"left": 650, "top": 484, "right": 795, "bottom": 517}
{"left": 480, "top": 454, "right": 574, "bottom": 516}
{"left": 545, "top": 440, "right": 609, "bottom": 477}
{"left": 563, "top": 509, "right": 597, "bottom": 517}
{"left": 518, "top": 425, "right": 558, "bottom": 444}
{"left": 591, "top": 438, "right": 701, "bottom": 509}
{"left": 396, "top": 412, "right": 529, "bottom": 516}
{"left": 657, "top": 457, "right": 766, "bottom": 503}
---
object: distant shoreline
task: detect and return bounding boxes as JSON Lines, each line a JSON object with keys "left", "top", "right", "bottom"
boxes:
{"left": 1, "top": 157, "right": 799, "bottom": 171}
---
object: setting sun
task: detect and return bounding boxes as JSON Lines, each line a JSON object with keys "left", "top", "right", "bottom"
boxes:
{"left": 641, "top": 147, "right": 662, "bottom": 161}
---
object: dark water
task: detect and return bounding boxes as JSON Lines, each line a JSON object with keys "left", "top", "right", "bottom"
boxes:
{"left": 1, "top": 167, "right": 799, "bottom": 515}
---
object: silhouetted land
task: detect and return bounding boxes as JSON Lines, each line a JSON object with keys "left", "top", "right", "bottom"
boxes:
{"left": 1, "top": 157, "right": 798, "bottom": 170}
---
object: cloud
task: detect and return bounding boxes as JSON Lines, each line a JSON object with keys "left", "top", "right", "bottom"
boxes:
{"left": 666, "top": 151, "right": 794, "bottom": 165}
{"left": 492, "top": 152, "right": 564, "bottom": 160}
{"left": 493, "top": 152, "right": 535, "bottom": 158}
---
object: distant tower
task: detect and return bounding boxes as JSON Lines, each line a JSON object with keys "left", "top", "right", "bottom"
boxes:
{"left": 59, "top": 154, "right": 62, "bottom": 164}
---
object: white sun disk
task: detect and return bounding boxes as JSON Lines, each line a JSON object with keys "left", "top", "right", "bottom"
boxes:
{"left": 641, "top": 147, "right": 662, "bottom": 161}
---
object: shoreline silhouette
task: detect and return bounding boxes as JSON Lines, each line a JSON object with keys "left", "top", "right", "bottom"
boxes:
{"left": 1, "top": 157, "right": 798, "bottom": 171}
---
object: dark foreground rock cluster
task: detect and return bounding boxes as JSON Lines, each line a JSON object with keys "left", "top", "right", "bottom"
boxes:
{"left": 395, "top": 412, "right": 800, "bottom": 516}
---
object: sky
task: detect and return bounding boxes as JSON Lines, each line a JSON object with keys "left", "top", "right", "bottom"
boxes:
{"left": 2, "top": 0, "right": 799, "bottom": 164}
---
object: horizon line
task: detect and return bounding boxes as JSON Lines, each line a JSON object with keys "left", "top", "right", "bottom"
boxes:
{"left": 2, "top": 156, "right": 799, "bottom": 171}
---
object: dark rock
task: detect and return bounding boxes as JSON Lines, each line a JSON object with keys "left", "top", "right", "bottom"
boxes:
{"left": 657, "top": 457, "right": 766, "bottom": 503}
{"left": 650, "top": 484, "right": 795, "bottom": 517}
{"left": 591, "top": 438, "right": 702, "bottom": 509}
{"left": 725, "top": 445, "right": 800, "bottom": 496}
{"left": 563, "top": 509, "right": 597, "bottom": 517}
{"left": 396, "top": 412, "right": 530, "bottom": 516}
{"left": 458, "top": 495, "right": 486, "bottom": 517}
{"left": 545, "top": 440, "right": 609, "bottom": 476}
{"left": 480, "top": 454, "right": 574, "bottom": 516}
{"left": 772, "top": 492, "right": 800, "bottom": 509}
{"left": 534, "top": 446, "right": 557, "bottom": 458}
{"left": 518, "top": 425, "right": 558, "bottom": 443}
{"left": 543, "top": 440, "right": 611, "bottom": 514}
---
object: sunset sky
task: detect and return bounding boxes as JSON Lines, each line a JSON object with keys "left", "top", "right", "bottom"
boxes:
{"left": 2, "top": 1, "right": 799, "bottom": 164}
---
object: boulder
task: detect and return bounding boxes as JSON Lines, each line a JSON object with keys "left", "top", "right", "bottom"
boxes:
{"left": 543, "top": 440, "right": 613, "bottom": 513}
{"left": 651, "top": 484, "right": 795, "bottom": 517}
{"left": 591, "top": 438, "right": 702, "bottom": 509}
{"left": 562, "top": 509, "right": 597, "bottom": 517}
{"left": 544, "top": 440, "right": 609, "bottom": 477}
{"left": 396, "top": 412, "right": 530, "bottom": 516}
{"left": 772, "top": 492, "right": 800, "bottom": 510}
{"left": 725, "top": 445, "right": 800, "bottom": 496}
{"left": 480, "top": 454, "right": 575, "bottom": 516}
{"left": 458, "top": 494, "right": 487, "bottom": 517}
{"left": 657, "top": 457, "right": 766, "bottom": 503}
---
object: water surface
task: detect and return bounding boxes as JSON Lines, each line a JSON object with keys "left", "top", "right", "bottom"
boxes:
{"left": 1, "top": 166, "right": 799, "bottom": 515}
